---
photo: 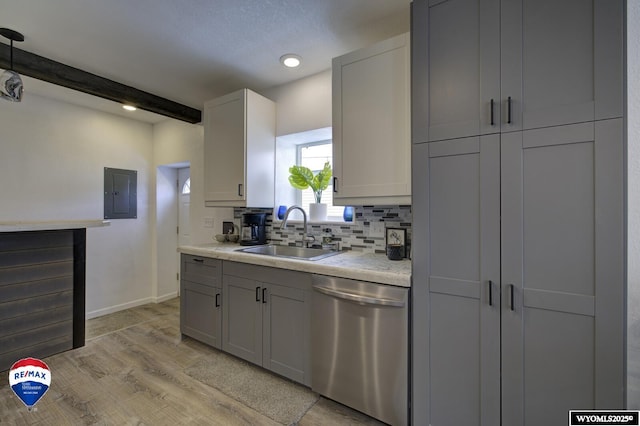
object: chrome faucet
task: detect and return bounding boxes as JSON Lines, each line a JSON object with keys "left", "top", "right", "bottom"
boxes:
{"left": 281, "top": 206, "right": 315, "bottom": 248}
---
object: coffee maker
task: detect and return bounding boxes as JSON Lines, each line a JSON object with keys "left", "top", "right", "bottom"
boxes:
{"left": 240, "top": 213, "right": 267, "bottom": 246}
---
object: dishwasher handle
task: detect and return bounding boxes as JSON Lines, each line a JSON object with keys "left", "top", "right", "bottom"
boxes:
{"left": 312, "top": 284, "right": 406, "bottom": 307}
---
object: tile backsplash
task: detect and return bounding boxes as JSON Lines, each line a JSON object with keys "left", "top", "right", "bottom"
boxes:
{"left": 233, "top": 206, "right": 412, "bottom": 257}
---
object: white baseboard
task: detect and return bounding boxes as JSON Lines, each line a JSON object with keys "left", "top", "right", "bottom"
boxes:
{"left": 154, "top": 291, "right": 179, "bottom": 304}
{"left": 86, "top": 292, "right": 179, "bottom": 319}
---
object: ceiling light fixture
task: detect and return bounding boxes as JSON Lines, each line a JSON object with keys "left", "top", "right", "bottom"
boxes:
{"left": 122, "top": 105, "right": 137, "bottom": 111}
{"left": 0, "top": 28, "right": 25, "bottom": 102}
{"left": 280, "top": 54, "right": 301, "bottom": 68}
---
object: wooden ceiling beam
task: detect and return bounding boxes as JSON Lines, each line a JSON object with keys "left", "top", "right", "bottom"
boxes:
{"left": 0, "top": 43, "right": 202, "bottom": 124}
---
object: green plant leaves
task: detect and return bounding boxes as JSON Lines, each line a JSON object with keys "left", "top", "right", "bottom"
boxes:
{"left": 288, "top": 161, "right": 332, "bottom": 203}
{"left": 313, "top": 162, "right": 332, "bottom": 192}
{"left": 288, "top": 165, "right": 315, "bottom": 190}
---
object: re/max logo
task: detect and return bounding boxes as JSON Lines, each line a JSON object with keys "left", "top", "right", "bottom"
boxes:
{"left": 13, "top": 370, "right": 47, "bottom": 381}
{"left": 569, "top": 410, "right": 640, "bottom": 425}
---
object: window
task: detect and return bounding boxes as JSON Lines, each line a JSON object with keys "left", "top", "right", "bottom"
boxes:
{"left": 181, "top": 178, "right": 191, "bottom": 195}
{"left": 297, "top": 141, "right": 343, "bottom": 219}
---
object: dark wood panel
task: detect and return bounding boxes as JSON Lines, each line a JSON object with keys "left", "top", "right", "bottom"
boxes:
{"left": 72, "top": 229, "right": 85, "bottom": 349}
{"left": 0, "top": 306, "right": 73, "bottom": 337}
{"left": 0, "top": 320, "right": 73, "bottom": 355}
{"left": 0, "top": 261, "right": 73, "bottom": 286}
{"left": 0, "top": 229, "right": 86, "bottom": 369}
{"left": 0, "top": 290, "right": 73, "bottom": 321}
{"left": 0, "top": 44, "right": 202, "bottom": 124}
{"left": 0, "top": 246, "right": 73, "bottom": 268}
{"left": 0, "top": 276, "right": 73, "bottom": 303}
{"left": 0, "top": 335, "right": 73, "bottom": 373}
{"left": 0, "top": 230, "right": 73, "bottom": 252}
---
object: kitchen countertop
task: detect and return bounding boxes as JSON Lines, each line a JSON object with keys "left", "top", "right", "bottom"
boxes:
{"left": 179, "top": 243, "right": 411, "bottom": 288}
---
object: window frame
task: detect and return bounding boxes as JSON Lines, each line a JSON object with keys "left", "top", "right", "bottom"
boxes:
{"left": 295, "top": 139, "right": 343, "bottom": 221}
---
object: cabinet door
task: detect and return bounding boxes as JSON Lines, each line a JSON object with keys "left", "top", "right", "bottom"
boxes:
{"left": 501, "top": 0, "right": 623, "bottom": 132}
{"left": 222, "top": 274, "right": 262, "bottom": 365}
{"left": 425, "top": 135, "right": 501, "bottom": 425}
{"left": 204, "top": 90, "right": 245, "bottom": 203}
{"left": 180, "top": 281, "right": 221, "bottom": 349}
{"left": 419, "top": 0, "right": 500, "bottom": 142}
{"left": 262, "top": 283, "right": 310, "bottom": 385}
{"left": 333, "top": 33, "right": 411, "bottom": 204}
{"left": 501, "top": 120, "right": 624, "bottom": 424}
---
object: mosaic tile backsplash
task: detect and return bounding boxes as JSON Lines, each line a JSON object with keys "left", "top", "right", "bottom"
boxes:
{"left": 234, "top": 206, "right": 412, "bottom": 257}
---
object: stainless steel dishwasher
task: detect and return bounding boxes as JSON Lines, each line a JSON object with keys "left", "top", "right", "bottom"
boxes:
{"left": 311, "top": 274, "right": 409, "bottom": 426}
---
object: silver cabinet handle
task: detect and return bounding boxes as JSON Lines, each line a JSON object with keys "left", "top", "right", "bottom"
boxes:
{"left": 215, "top": 293, "right": 220, "bottom": 307}
{"left": 313, "top": 285, "right": 405, "bottom": 307}
{"left": 333, "top": 177, "right": 338, "bottom": 193}
{"left": 238, "top": 184, "right": 244, "bottom": 197}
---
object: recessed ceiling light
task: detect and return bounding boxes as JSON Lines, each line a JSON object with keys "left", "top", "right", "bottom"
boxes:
{"left": 122, "top": 105, "right": 137, "bottom": 111}
{"left": 280, "top": 54, "right": 301, "bottom": 68}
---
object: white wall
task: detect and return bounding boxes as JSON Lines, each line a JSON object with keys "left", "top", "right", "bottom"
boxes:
{"left": 627, "top": 1, "right": 640, "bottom": 409}
{"left": 263, "top": 69, "right": 332, "bottom": 136}
{"left": 0, "top": 93, "right": 155, "bottom": 318}
{"left": 153, "top": 119, "right": 234, "bottom": 247}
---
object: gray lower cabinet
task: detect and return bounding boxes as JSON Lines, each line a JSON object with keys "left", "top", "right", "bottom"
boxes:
{"left": 412, "top": 120, "right": 624, "bottom": 424}
{"left": 180, "top": 255, "right": 222, "bottom": 348}
{"left": 222, "top": 261, "right": 311, "bottom": 386}
{"left": 416, "top": 134, "right": 501, "bottom": 425}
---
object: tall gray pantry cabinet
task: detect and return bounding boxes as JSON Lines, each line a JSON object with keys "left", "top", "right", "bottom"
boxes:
{"left": 411, "top": 0, "right": 625, "bottom": 425}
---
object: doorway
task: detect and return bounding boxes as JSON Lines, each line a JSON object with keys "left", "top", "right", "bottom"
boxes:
{"left": 178, "top": 167, "right": 191, "bottom": 246}
{"left": 156, "top": 163, "right": 190, "bottom": 303}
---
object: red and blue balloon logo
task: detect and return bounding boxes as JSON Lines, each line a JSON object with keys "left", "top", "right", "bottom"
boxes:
{"left": 9, "top": 358, "right": 51, "bottom": 409}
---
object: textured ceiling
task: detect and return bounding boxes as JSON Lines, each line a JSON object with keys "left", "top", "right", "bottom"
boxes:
{"left": 0, "top": 0, "right": 410, "bottom": 119}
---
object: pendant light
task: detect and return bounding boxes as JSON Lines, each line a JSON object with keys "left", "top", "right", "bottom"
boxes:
{"left": 0, "top": 28, "right": 25, "bottom": 102}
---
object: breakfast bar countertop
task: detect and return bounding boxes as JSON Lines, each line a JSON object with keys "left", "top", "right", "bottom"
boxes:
{"left": 178, "top": 243, "right": 411, "bottom": 288}
{"left": 0, "top": 219, "right": 110, "bottom": 232}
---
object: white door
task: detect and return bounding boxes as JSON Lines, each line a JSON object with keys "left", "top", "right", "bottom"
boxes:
{"left": 178, "top": 167, "right": 190, "bottom": 246}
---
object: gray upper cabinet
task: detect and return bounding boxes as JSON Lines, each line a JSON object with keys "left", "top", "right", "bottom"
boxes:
{"left": 414, "top": 0, "right": 500, "bottom": 142}
{"left": 222, "top": 262, "right": 312, "bottom": 386}
{"left": 204, "top": 89, "right": 276, "bottom": 208}
{"left": 332, "top": 33, "right": 411, "bottom": 205}
{"left": 413, "top": 0, "right": 624, "bottom": 143}
{"left": 501, "top": 0, "right": 624, "bottom": 131}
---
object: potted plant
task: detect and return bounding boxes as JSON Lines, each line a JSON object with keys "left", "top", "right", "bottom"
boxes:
{"left": 288, "top": 161, "right": 332, "bottom": 221}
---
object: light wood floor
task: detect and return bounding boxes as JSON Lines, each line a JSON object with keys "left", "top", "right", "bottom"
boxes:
{"left": 0, "top": 298, "right": 384, "bottom": 425}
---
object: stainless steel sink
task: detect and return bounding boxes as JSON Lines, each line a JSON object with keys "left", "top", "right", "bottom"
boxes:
{"left": 236, "top": 245, "right": 341, "bottom": 261}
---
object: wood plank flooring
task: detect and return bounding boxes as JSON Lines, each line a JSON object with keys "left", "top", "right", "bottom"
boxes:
{"left": 0, "top": 298, "right": 384, "bottom": 425}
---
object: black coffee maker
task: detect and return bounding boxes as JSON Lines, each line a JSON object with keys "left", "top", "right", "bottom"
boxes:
{"left": 240, "top": 213, "right": 267, "bottom": 246}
